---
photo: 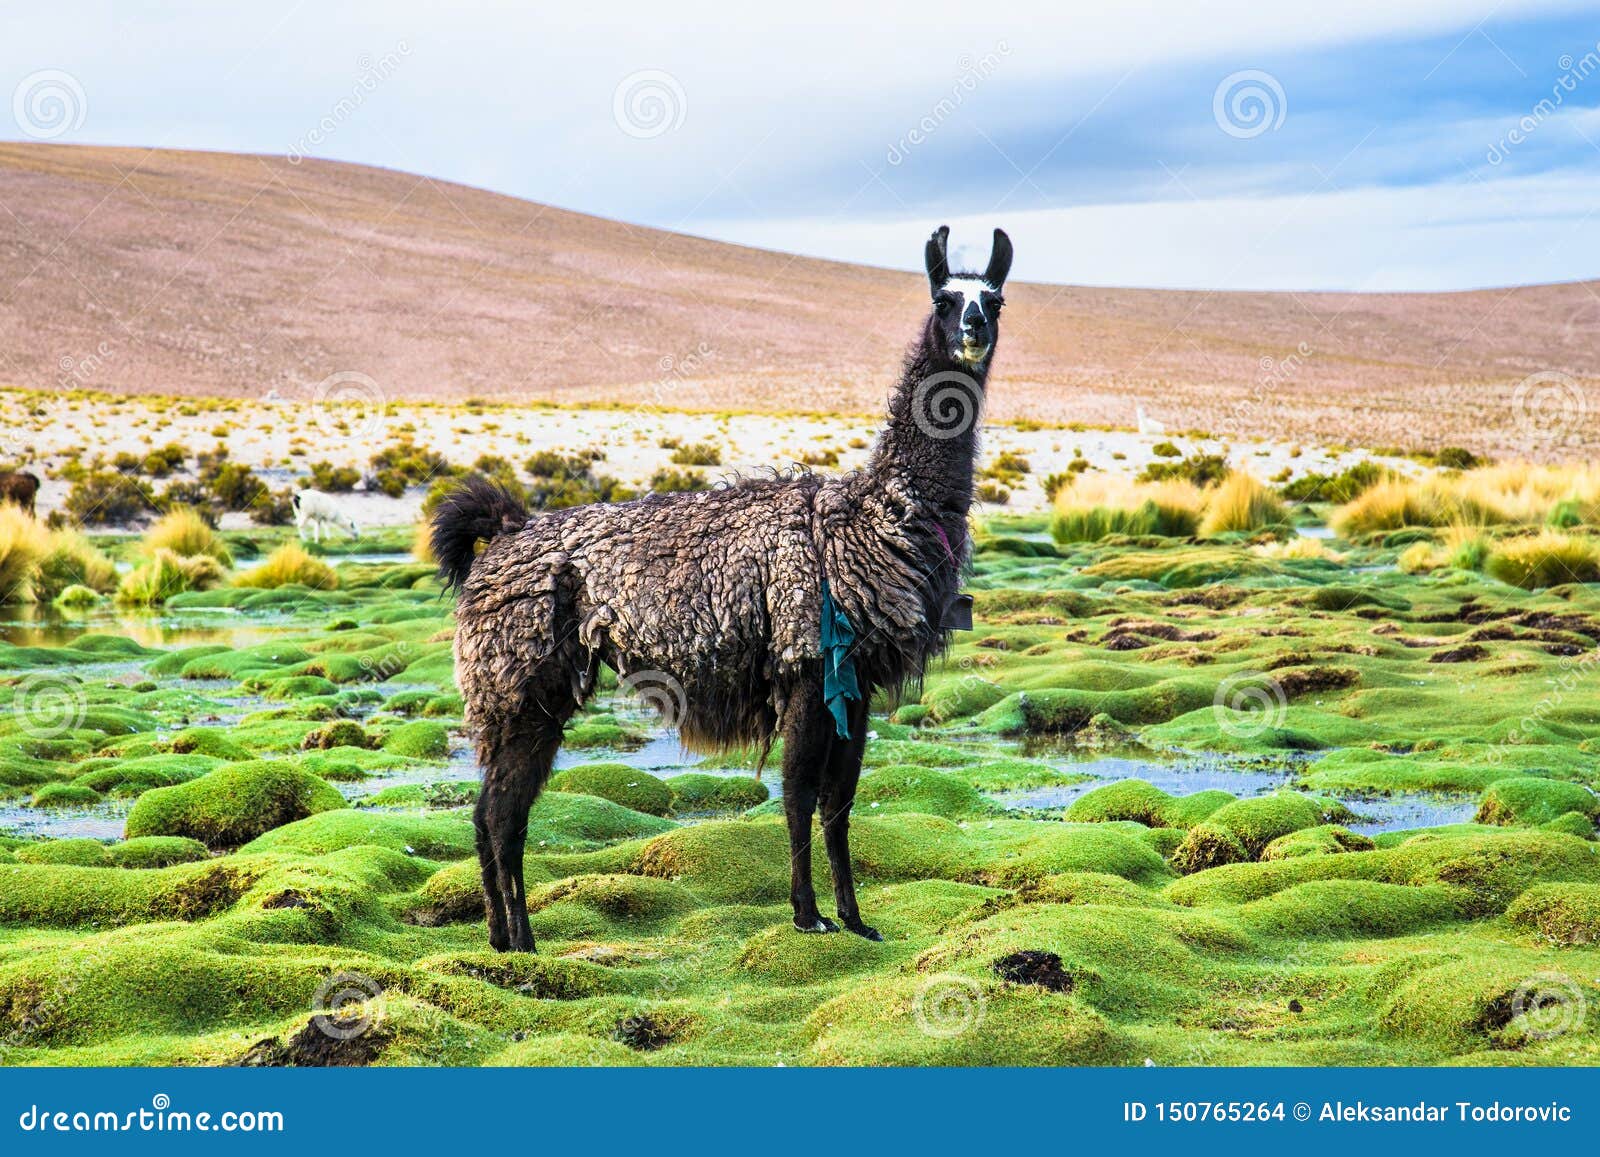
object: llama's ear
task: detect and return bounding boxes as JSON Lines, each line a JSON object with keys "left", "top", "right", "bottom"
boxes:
{"left": 985, "top": 228, "right": 1013, "bottom": 289}
{"left": 925, "top": 225, "right": 950, "bottom": 295}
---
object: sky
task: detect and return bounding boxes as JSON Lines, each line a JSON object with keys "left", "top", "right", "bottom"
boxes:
{"left": 3, "top": 1, "right": 1600, "bottom": 290}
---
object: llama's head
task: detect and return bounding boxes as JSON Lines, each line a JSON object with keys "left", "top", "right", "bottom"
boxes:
{"left": 924, "top": 225, "right": 1012, "bottom": 369}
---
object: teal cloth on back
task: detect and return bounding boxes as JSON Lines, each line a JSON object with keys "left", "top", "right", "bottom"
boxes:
{"left": 820, "top": 580, "right": 860, "bottom": 739}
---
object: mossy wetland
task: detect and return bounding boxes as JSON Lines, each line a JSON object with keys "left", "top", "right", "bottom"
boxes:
{"left": 4, "top": 449, "right": 1600, "bottom": 1067}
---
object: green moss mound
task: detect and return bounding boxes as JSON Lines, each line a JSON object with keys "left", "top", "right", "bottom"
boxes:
{"left": 0, "top": 859, "right": 256, "bottom": 928}
{"left": 106, "top": 836, "right": 211, "bottom": 869}
{"left": 1507, "top": 883, "right": 1600, "bottom": 945}
{"left": 664, "top": 772, "right": 769, "bottom": 813}
{"left": 549, "top": 764, "right": 673, "bottom": 816}
{"left": 1171, "top": 830, "right": 1600, "bottom": 915}
{"left": 1065, "top": 779, "right": 1232, "bottom": 829}
{"left": 27, "top": 782, "right": 103, "bottom": 808}
{"left": 125, "top": 761, "right": 347, "bottom": 848}
{"left": 1238, "top": 880, "right": 1467, "bottom": 939}
{"left": 1475, "top": 778, "right": 1600, "bottom": 827}
{"left": 379, "top": 720, "right": 451, "bottom": 759}
{"left": 1261, "top": 824, "right": 1375, "bottom": 859}
{"left": 15, "top": 838, "right": 110, "bottom": 867}
{"left": 855, "top": 766, "right": 986, "bottom": 817}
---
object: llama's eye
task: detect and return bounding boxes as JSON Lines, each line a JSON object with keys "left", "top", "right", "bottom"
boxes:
{"left": 935, "top": 297, "right": 956, "bottom": 315}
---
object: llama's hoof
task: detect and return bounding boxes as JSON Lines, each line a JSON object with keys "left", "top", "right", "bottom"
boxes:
{"left": 794, "top": 916, "right": 839, "bottom": 934}
{"left": 845, "top": 921, "right": 883, "bottom": 942}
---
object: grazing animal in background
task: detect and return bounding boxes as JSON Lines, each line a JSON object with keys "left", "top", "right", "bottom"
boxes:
{"left": 434, "top": 224, "right": 1012, "bottom": 953}
{"left": 1136, "top": 406, "right": 1164, "bottom": 437}
{"left": 292, "top": 489, "right": 360, "bottom": 543}
{"left": 0, "top": 471, "right": 41, "bottom": 517}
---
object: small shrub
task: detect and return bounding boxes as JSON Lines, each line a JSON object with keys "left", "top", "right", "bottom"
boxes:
{"left": 233, "top": 542, "right": 338, "bottom": 590}
{"left": 142, "top": 506, "right": 234, "bottom": 566}
{"left": 34, "top": 529, "right": 117, "bottom": 602}
{"left": 1051, "top": 476, "right": 1204, "bottom": 543}
{"left": 1280, "top": 461, "right": 1385, "bottom": 504}
{"left": 1138, "top": 453, "right": 1229, "bottom": 487}
{"left": 525, "top": 449, "right": 601, "bottom": 478}
{"left": 649, "top": 468, "right": 708, "bottom": 493}
{"left": 1332, "top": 478, "right": 1443, "bottom": 536}
{"left": 1485, "top": 533, "right": 1600, "bottom": 590}
{"left": 250, "top": 486, "right": 298, "bottom": 527}
{"left": 1150, "top": 441, "right": 1181, "bottom": 458}
{"left": 669, "top": 442, "right": 721, "bottom": 467}
{"left": 308, "top": 461, "right": 362, "bottom": 491}
{"left": 0, "top": 508, "right": 52, "bottom": 603}
{"left": 63, "top": 470, "right": 157, "bottom": 526}
{"left": 116, "top": 549, "right": 226, "bottom": 605}
{"left": 1198, "top": 473, "right": 1287, "bottom": 536}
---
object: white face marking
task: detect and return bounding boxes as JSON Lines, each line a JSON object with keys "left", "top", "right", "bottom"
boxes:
{"left": 938, "top": 275, "right": 994, "bottom": 329}
{"left": 937, "top": 275, "right": 997, "bottom": 364}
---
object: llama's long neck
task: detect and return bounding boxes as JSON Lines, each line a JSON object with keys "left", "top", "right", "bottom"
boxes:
{"left": 866, "top": 315, "right": 988, "bottom": 523}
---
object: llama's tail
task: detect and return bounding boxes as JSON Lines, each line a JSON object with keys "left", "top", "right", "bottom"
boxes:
{"left": 429, "top": 474, "right": 529, "bottom": 595}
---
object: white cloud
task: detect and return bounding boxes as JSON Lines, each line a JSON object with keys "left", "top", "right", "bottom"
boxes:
{"left": 695, "top": 169, "right": 1600, "bottom": 291}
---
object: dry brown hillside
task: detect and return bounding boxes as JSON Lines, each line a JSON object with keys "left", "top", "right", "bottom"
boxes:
{"left": 0, "top": 142, "right": 1595, "bottom": 457}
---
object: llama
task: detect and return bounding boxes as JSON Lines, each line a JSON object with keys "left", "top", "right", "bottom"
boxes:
{"left": 433, "top": 225, "right": 1012, "bottom": 952}
{"left": 1136, "top": 406, "right": 1164, "bottom": 437}
{"left": 0, "top": 471, "right": 41, "bottom": 517}
{"left": 292, "top": 489, "right": 360, "bottom": 543}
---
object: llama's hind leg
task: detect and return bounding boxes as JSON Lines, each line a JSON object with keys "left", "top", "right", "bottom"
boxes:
{"left": 474, "top": 708, "right": 567, "bottom": 952}
{"left": 781, "top": 683, "right": 836, "bottom": 933}
{"left": 820, "top": 693, "right": 879, "bottom": 941}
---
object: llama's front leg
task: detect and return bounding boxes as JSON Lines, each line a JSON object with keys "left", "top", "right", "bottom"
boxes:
{"left": 820, "top": 693, "right": 880, "bottom": 940}
{"left": 782, "top": 685, "right": 836, "bottom": 933}
{"left": 475, "top": 713, "right": 565, "bottom": 952}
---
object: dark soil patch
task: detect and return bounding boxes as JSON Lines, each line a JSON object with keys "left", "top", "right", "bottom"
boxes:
{"left": 1513, "top": 611, "right": 1600, "bottom": 642}
{"left": 1544, "top": 642, "right": 1587, "bottom": 657}
{"left": 167, "top": 865, "right": 254, "bottom": 921}
{"left": 262, "top": 890, "right": 311, "bottom": 909}
{"left": 1271, "top": 665, "right": 1360, "bottom": 698}
{"left": 1429, "top": 644, "right": 1490, "bottom": 663}
{"left": 992, "top": 950, "right": 1074, "bottom": 993}
{"left": 613, "top": 1013, "right": 673, "bottom": 1051}
{"left": 1166, "top": 586, "right": 1249, "bottom": 609}
{"left": 1102, "top": 633, "right": 1151, "bottom": 651}
{"left": 238, "top": 1017, "right": 390, "bottom": 1067}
